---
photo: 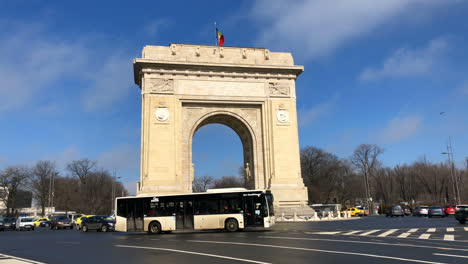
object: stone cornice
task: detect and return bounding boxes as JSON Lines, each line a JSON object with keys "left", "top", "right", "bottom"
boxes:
{"left": 133, "top": 59, "right": 304, "bottom": 86}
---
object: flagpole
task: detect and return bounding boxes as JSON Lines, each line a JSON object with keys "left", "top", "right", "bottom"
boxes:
{"left": 214, "top": 22, "right": 217, "bottom": 46}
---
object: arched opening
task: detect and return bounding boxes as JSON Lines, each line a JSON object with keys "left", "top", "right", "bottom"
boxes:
{"left": 190, "top": 114, "right": 255, "bottom": 192}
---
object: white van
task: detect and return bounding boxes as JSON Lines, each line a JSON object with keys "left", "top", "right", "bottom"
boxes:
{"left": 16, "top": 217, "right": 35, "bottom": 231}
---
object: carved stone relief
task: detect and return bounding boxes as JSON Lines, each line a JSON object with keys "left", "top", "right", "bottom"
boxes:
{"left": 150, "top": 78, "right": 174, "bottom": 94}
{"left": 269, "top": 82, "right": 290, "bottom": 97}
{"left": 155, "top": 107, "right": 169, "bottom": 122}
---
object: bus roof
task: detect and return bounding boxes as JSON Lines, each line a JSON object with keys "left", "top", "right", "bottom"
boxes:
{"left": 117, "top": 189, "right": 270, "bottom": 200}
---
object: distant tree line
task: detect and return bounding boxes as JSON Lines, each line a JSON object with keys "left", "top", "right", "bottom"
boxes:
{"left": 301, "top": 144, "right": 468, "bottom": 208}
{"left": 192, "top": 144, "right": 468, "bottom": 208}
{"left": 0, "top": 159, "right": 127, "bottom": 216}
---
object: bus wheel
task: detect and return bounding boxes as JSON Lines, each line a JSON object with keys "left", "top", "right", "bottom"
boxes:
{"left": 225, "top": 219, "right": 238, "bottom": 232}
{"left": 148, "top": 221, "right": 161, "bottom": 234}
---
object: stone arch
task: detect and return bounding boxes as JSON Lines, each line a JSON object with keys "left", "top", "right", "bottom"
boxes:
{"left": 188, "top": 111, "right": 258, "bottom": 191}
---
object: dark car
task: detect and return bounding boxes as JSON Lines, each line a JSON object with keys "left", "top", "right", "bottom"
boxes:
{"left": 385, "top": 205, "right": 404, "bottom": 217}
{"left": 50, "top": 215, "right": 73, "bottom": 229}
{"left": 455, "top": 205, "right": 468, "bottom": 224}
{"left": 428, "top": 206, "right": 445, "bottom": 218}
{"left": 40, "top": 220, "right": 51, "bottom": 227}
{"left": 81, "top": 215, "right": 115, "bottom": 232}
{"left": 0, "top": 217, "right": 16, "bottom": 231}
{"left": 402, "top": 206, "right": 412, "bottom": 216}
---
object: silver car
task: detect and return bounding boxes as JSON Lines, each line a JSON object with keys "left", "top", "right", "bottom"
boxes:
{"left": 413, "top": 206, "right": 429, "bottom": 216}
{"left": 428, "top": 206, "right": 445, "bottom": 218}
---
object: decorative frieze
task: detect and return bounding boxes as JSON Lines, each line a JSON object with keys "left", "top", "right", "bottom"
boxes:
{"left": 269, "top": 82, "right": 290, "bottom": 97}
{"left": 149, "top": 78, "right": 174, "bottom": 94}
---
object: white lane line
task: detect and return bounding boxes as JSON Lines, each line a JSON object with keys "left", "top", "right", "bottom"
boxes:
{"left": 342, "top": 230, "right": 360, "bottom": 235}
{"left": 378, "top": 229, "right": 398, "bottom": 237}
{"left": 408, "top": 229, "right": 418, "bottom": 233}
{"left": 0, "top": 253, "right": 46, "bottom": 264}
{"left": 427, "top": 228, "right": 436, "bottom": 232}
{"left": 446, "top": 228, "right": 454, "bottom": 232}
{"left": 187, "top": 240, "right": 449, "bottom": 264}
{"left": 359, "top": 230, "right": 380, "bottom": 236}
{"left": 115, "top": 245, "right": 271, "bottom": 264}
{"left": 260, "top": 236, "right": 468, "bottom": 252}
{"left": 398, "top": 233, "right": 411, "bottom": 238}
{"left": 443, "top": 235, "right": 454, "bottom": 241}
{"left": 312, "top": 231, "right": 341, "bottom": 235}
{"left": 419, "top": 234, "right": 431, "bottom": 239}
{"left": 433, "top": 253, "right": 468, "bottom": 259}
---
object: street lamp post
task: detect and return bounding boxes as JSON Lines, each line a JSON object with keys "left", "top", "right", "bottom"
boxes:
{"left": 111, "top": 169, "right": 121, "bottom": 215}
{"left": 442, "top": 138, "right": 461, "bottom": 204}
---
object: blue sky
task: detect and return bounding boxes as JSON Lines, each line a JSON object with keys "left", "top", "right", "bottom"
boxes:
{"left": 1, "top": 0, "right": 468, "bottom": 194}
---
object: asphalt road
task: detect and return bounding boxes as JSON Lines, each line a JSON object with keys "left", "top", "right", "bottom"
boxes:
{"left": 1, "top": 216, "right": 467, "bottom": 264}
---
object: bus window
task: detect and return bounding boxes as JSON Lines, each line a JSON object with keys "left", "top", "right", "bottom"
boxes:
{"left": 220, "top": 199, "right": 242, "bottom": 214}
{"left": 117, "top": 199, "right": 127, "bottom": 217}
{"left": 195, "top": 199, "right": 219, "bottom": 215}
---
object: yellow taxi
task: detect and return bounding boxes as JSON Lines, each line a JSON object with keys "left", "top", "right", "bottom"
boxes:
{"left": 76, "top": 215, "right": 94, "bottom": 229}
{"left": 346, "top": 207, "right": 364, "bottom": 217}
{"left": 33, "top": 217, "right": 50, "bottom": 227}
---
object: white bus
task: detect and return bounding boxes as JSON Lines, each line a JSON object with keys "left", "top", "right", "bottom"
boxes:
{"left": 115, "top": 188, "right": 274, "bottom": 234}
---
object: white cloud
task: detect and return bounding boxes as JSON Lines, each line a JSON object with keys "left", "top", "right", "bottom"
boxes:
{"left": 298, "top": 95, "right": 338, "bottom": 127}
{"left": 97, "top": 144, "right": 140, "bottom": 172}
{"left": 81, "top": 54, "right": 134, "bottom": 112}
{"left": 0, "top": 22, "right": 87, "bottom": 113}
{"left": 251, "top": 0, "right": 456, "bottom": 59}
{"left": 145, "top": 18, "right": 171, "bottom": 37}
{"left": 359, "top": 38, "right": 448, "bottom": 81}
{"left": 378, "top": 115, "right": 423, "bottom": 144}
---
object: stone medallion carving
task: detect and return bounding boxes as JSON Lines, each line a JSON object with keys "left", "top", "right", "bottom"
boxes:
{"left": 150, "top": 78, "right": 174, "bottom": 94}
{"left": 269, "top": 82, "right": 290, "bottom": 97}
{"left": 276, "top": 109, "right": 289, "bottom": 123}
{"left": 155, "top": 107, "right": 169, "bottom": 122}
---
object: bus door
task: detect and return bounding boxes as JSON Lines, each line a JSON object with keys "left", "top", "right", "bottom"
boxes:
{"left": 127, "top": 199, "right": 144, "bottom": 232}
{"left": 175, "top": 200, "right": 194, "bottom": 229}
{"left": 244, "top": 194, "right": 264, "bottom": 226}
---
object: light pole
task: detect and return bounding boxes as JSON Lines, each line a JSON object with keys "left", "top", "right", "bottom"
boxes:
{"left": 442, "top": 139, "right": 461, "bottom": 204}
{"left": 111, "top": 169, "right": 121, "bottom": 215}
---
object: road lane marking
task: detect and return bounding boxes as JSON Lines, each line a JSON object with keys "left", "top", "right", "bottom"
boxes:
{"left": 115, "top": 245, "right": 271, "bottom": 264}
{"left": 443, "top": 235, "right": 454, "bottom": 241}
{"left": 398, "top": 233, "right": 411, "bottom": 238}
{"left": 0, "top": 253, "right": 46, "bottom": 264}
{"left": 427, "top": 228, "right": 436, "bottom": 232}
{"left": 343, "top": 230, "right": 360, "bottom": 235}
{"left": 419, "top": 234, "right": 431, "bottom": 239}
{"left": 408, "top": 229, "right": 418, "bottom": 233}
{"left": 311, "top": 231, "right": 341, "bottom": 235}
{"left": 433, "top": 253, "right": 468, "bottom": 259}
{"left": 378, "top": 229, "right": 398, "bottom": 237}
{"left": 187, "top": 240, "right": 449, "bottom": 264}
{"left": 359, "top": 230, "right": 380, "bottom": 236}
{"left": 446, "top": 228, "right": 454, "bottom": 232}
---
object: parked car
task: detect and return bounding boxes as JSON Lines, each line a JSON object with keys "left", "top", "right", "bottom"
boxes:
{"left": 80, "top": 215, "right": 115, "bottom": 232}
{"left": 402, "top": 206, "right": 412, "bottom": 216}
{"left": 428, "top": 206, "right": 445, "bottom": 218}
{"left": 413, "top": 206, "right": 429, "bottom": 216}
{"left": 75, "top": 215, "right": 94, "bottom": 230}
{"left": 0, "top": 217, "right": 16, "bottom": 231}
{"left": 455, "top": 205, "right": 468, "bottom": 224}
{"left": 33, "top": 217, "right": 50, "bottom": 227}
{"left": 385, "top": 205, "right": 404, "bottom": 217}
{"left": 346, "top": 207, "right": 364, "bottom": 217}
{"left": 456, "top": 204, "right": 468, "bottom": 212}
{"left": 16, "top": 217, "right": 35, "bottom": 231}
{"left": 50, "top": 215, "right": 72, "bottom": 229}
{"left": 444, "top": 205, "right": 456, "bottom": 216}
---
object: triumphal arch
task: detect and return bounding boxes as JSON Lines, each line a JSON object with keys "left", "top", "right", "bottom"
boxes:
{"left": 133, "top": 44, "right": 308, "bottom": 207}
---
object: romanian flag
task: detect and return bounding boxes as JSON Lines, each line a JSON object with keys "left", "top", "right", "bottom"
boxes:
{"left": 216, "top": 28, "right": 224, "bottom": 46}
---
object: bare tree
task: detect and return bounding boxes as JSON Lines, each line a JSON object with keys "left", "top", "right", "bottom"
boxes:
{"left": 30, "top": 161, "right": 58, "bottom": 216}
{"left": 66, "top": 159, "right": 96, "bottom": 184}
{"left": 351, "top": 144, "right": 384, "bottom": 213}
{"left": 212, "top": 176, "right": 245, "bottom": 189}
{"left": 192, "top": 176, "right": 214, "bottom": 192}
{"left": 0, "top": 166, "right": 30, "bottom": 216}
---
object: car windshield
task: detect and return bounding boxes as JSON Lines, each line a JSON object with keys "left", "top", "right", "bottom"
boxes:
{"left": 420, "top": 206, "right": 429, "bottom": 209}
{"left": 21, "top": 218, "right": 34, "bottom": 222}
{"left": 429, "top": 206, "right": 441, "bottom": 209}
